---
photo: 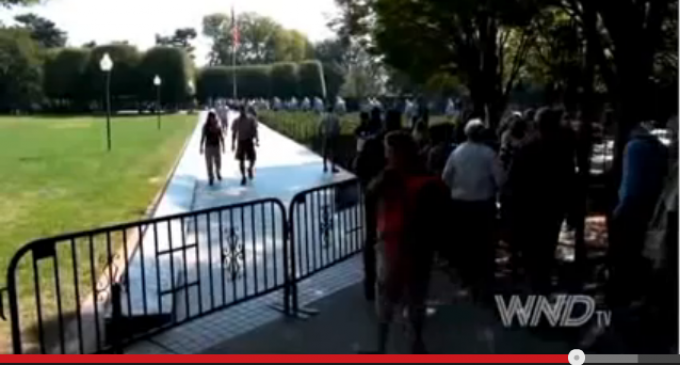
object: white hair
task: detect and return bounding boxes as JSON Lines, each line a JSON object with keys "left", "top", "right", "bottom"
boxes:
{"left": 465, "top": 118, "right": 485, "bottom": 139}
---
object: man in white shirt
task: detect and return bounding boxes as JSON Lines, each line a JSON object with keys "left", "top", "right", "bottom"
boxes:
{"left": 441, "top": 119, "right": 503, "bottom": 298}
{"left": 217, "top": 100, "right": 229, "bottom": 131}
{"left": 335, "top": 96, "right": 347, "bottom": 115}
{"left": 314, "top": 97, "right": 324, "bottom": 114}
{"left": 445, "top": 98, "right": 457, "bottom": 121}
{"left": 319, "top": 105, "right": 341, "bottom": 173}
{"left": 302, "top": 97, "right": 311, "bottom": 111}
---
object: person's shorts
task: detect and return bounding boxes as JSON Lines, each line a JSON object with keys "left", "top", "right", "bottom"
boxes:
{"left": 236, "top": 140, "right": 256, "bottom": 162}
{"left": 375, "top": 240, "right": 429, "bottom": 323}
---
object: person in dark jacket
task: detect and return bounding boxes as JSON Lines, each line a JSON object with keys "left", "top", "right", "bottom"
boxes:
{"left": 505, "top": 107, "right": 575, "bottom": 294}
{"left": 355, "top": 109, "right": 403, "bottom": 301}
{"left": 424, "top": 123, "right": 455, "bottom": 175}
{"left": 354, "top": 111, "right": 372, "bottom": 153}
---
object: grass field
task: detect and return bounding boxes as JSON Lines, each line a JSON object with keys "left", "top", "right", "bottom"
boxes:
{"left": 0, "top": 114, "right": 196, "bottom": 353}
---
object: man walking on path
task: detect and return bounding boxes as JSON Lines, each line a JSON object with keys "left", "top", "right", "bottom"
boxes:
{"left": 200, "top": 111, "right": 225, "bottom": 186}
{"left": 319, "top": 105, "right": 341, "bottom": 173}
{"left": 217, "top": 100, "right": 229, "bottom": 131}
{"left": 231, "top": 106, "right": 259, "bottom": 186}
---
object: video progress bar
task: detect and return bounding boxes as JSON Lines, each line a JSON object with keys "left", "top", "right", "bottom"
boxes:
{"left": 587, "top": 355, "right": 680, "bottom": 363}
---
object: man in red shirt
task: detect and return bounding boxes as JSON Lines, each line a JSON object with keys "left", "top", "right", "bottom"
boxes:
{"left": 365, "top": 131, "right": 451, "bottom": 354}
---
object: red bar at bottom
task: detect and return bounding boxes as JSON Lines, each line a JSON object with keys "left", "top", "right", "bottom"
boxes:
{"left": 0, "top": 354, "right": 569, "bottom": 363}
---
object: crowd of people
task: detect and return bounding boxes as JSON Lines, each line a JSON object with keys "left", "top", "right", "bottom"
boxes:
{"left": 348, "top": 103, "right": 678, "bottom": 353}
{"left": 202, "top": 95, "right": 677, "bottom": 352}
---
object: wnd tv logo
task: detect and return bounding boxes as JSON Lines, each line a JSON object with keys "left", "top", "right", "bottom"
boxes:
{"left": 495, "top": 295, "right": 612, "bottom": 328}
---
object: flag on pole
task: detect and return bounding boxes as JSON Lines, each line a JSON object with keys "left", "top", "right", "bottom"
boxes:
{"left": 231, "top": 6, "right": 239, "bottom": 49}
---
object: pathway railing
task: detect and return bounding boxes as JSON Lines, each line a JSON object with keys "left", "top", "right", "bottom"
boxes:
{"left": 286, "top": 179, "right": 365, "bottom": 316}
{"left": 3, "top": 198, "right": 288, "bottom": 354}
{"left": 2, "top": 179, "right": 365, "bottom": 354}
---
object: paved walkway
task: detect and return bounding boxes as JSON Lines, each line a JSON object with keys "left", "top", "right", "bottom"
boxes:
{"left": 203, "top": 272, "right": 573, "bottom": 354}
{"left": 123, "top": 110, "right": 358, "bottom": 353}
{"left": 123, "top": 110, "right": 573, "bottom": 355}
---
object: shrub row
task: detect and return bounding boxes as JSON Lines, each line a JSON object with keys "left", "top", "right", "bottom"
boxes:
{"left": 44, "top": 45, "right": 194, "bottom": 110}
{"left": 196, "top": 60, "right": 343, "bottom": 102}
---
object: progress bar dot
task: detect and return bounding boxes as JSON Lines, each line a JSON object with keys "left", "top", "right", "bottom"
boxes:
{"left": 569, "top": 349, "right": 585, "bottom": 365}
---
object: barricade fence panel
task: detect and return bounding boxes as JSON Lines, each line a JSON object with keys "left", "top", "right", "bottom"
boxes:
{"left": 4, "top": 179, "right": 365, "bottom": 354}
{"left": 5, "top": 199, "right": 287, "bottom": 354}
{"left": 288, "top": 179, "right": 364, "bottom": 283}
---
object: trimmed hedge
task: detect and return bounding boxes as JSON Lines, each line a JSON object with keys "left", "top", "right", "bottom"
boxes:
{"left": 298, "top": 60, "right": 324, "bottom": 97}
{"left": 138, "top": 46, "right": 193, "bottom": 105}
{"left": 196, "top": 60, "right": 332, "bottom": 102}
{"left": 258, "top": 110, "right": 359, "bottom": 170}
{"left": 270, "top": 62, "right": 299, "bottom": 99}
{"left": 196, "top": 66, "right": 234, "bottom": 101}
{"left": 41, "top": 44, "right": 194, "bottom": 111}
{"left": 238, "top": 65, "right": 271, "bottom": 98}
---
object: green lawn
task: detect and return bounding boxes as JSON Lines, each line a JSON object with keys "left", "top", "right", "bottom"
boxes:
{"left": 0, "top": 114, "right": 196, "bottom": 353}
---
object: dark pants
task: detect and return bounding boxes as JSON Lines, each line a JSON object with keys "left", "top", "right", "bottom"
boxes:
{"left": 607, "top": 204, "right": 653, "bottom": 308}
{"left": 363, "top": 194, "right": 377, "bottom": 300}
{"left": 513, "top": 208, "right": 563, "bottom": 294}
{"left": 323, "top": 136, "right": 337, "bottom": 171}
{"left": 451, "top": 199, "right": 497, "bottom": 296}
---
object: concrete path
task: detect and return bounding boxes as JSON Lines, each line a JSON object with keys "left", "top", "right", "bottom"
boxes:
{"left": 122, "top": 109, "right": 355, "bottom": 317}
{"left": 202, "top": 271, "right": 573, "bottom": 354}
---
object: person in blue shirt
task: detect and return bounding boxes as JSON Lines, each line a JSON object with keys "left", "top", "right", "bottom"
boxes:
{"left": 608, "top": 121, "right": 668, "bottom": 308}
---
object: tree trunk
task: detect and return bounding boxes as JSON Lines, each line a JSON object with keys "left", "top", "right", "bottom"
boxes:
{"left": 573, "top": 4, "right": 597, "bottom": 278}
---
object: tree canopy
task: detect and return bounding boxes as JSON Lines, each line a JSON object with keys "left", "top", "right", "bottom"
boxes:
{"left": 155, "top": 28, "right": 197, "bottom": 59}
{"left": 0, "top": 28, "right": 43, "bottom": 111}
{"left": 202, "top": 12, "right": 314, "bottom": 66}
{"left": 14, "top": 12, "right": 67, "bottom": 48}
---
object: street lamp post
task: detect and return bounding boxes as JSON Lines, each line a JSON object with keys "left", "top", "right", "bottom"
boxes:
{"left": 154, "top": 75, "right": 162, "bottom": 130}
{"left": 187, "top": 80, "right": 195, "bottom": 113}
{"left": 99, "top": 53, "right": 114, "bottom": 151}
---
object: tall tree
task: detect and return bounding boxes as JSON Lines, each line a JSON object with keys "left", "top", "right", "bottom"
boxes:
{"left": 155, "top": 28, "right": 197, "bottom": 59}
{"left": 43, "top": 47, "right": 90, "bottom": 109}
{"left": 1, "top": 0, "right": 39, "bottom": 6}
{"left": 14, "top": 13, "right": 67, "bottom": 48}
{"left": 313, "top": 38, "right": 347, "bottom": 67}
{"left": 313, "top": 38, "right": 349, "bottom": 99}
{"left": 202, "top": 12, "right": 314, "bottom": 66}
{"left": 0, "top": 28, "right": 43, "bottom": 112}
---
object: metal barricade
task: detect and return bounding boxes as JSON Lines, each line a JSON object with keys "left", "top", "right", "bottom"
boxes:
{"left": 5, "top": 198, "right": 287, "bottom": 354}
{"left": 286, "top": 178, "right": 365, "bottom": 316}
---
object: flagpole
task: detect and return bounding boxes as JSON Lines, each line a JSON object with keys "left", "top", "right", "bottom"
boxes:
{"left": 232, "top": 5, "right": 238, "bottom": 101}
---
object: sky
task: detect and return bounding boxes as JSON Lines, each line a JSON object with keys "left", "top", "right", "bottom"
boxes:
{"left": 1, "top": 0, "right": 339, "bottom": 66}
